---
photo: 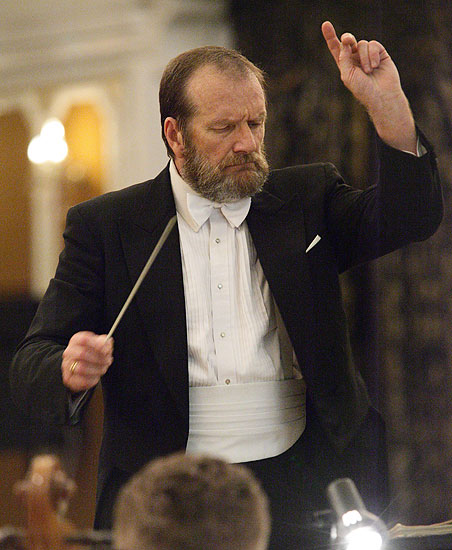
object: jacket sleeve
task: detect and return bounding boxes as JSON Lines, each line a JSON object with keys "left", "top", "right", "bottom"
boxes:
{"left": 9, "top": 204, "right": 105, "bottom": 425}
{"left": 325, "top": 130, "right": 443, "bottom": 273}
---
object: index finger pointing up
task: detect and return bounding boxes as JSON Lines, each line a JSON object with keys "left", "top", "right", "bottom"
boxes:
{"left": 321, "top": 21, "right": 341, "bottom": 66}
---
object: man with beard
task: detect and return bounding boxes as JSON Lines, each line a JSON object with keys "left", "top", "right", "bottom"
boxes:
{"left": 11, "top": 21, "right": 442, "bottom": 549}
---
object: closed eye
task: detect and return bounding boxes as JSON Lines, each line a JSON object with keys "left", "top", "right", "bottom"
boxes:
{"left": 212, "top": 125, "right": 232, "bottom": 133}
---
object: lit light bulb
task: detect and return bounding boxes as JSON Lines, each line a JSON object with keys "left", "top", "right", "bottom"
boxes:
{"left": 47, "top": 139, "right": 68, "bottom": 164}
{"left": 344, "top": 526, "right": 383, "bottom": 550}
{"left": 27, "top": 135, "right": 48, "bottom": 164}
{"left": 327, "top": 478, "right": 387, "bottom": 550}
{"left": 27, "top": 118, "right": 68, "bottom": 164}
{"left": 41, "top": 118, "right": 66, "bottom": 140}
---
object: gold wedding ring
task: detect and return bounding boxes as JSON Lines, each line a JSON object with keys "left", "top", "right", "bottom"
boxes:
{"left": 70, "top": 361, "right": 78, "bottom": 375}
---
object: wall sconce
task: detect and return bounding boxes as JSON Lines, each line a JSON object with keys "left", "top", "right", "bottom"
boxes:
{"left": 27, "top": 118, "right": 68, "bottom": 165}
{"left": 327, "top": 478, "right": 388, "bottom": 550}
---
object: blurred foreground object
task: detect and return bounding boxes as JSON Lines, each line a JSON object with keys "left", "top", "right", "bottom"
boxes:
{"left": 389, "top": 518, "right": 452, "bottom": 550}
{"left": 14, "top": 455, "right": 77, "bottom": 550}
{"left": 113, "top": 452, "right": 271, "bottom": 550}
{"left": 327, "top": 477, "right": 452, "bottom": 550}
{"left": 327, "top": 478, "right": 388, "bottom": 550}
{"left": 0, "top": 455, "right": 111, "bottom": 549}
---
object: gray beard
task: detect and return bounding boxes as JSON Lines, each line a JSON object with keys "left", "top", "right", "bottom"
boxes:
{"left": 181, "top": 146, "right": 269, "bottom": 203}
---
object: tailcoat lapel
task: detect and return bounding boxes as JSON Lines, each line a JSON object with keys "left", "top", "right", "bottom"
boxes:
{"left": 248, "top": 189, "right": 318, "bottom": 381}
{"left": 118, "top": 166, "right": 189, "bottom": 418}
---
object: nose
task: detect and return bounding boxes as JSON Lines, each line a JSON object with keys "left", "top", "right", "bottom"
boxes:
{"left": 232, "top": 124, "right": 258, "bottom": 154}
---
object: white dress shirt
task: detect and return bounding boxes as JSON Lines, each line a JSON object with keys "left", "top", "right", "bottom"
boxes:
{"left": 169, "top": 161, "right": 299, "bottom": 388}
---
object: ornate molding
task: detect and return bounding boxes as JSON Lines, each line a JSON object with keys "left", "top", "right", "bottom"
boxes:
{"left": 0, "top": 0, "right": 228, "bottom": 91}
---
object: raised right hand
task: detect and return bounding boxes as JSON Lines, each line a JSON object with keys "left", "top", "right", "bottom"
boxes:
{"left": 321, "top": 21, "right": 416, "bottom": 153}
{"left": 61, "top": 331, "right": 113, "bottom": 392}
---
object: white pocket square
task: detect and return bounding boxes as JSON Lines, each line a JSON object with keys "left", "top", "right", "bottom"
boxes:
{"left": 306, "top": 234, "right": 321, "bottom": 253}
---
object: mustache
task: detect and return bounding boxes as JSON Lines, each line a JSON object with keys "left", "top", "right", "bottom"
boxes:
{"left": 219, "top": 152, "right": 265, "bottom": 170}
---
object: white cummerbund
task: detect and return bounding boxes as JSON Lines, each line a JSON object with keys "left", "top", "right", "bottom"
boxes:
{"left": 186, "top": 378, "right": 306, "bottom": 463}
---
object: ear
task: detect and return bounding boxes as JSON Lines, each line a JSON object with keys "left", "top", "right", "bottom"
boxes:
{"left": 164, "top": 117, "right": 185, "bottom": 161}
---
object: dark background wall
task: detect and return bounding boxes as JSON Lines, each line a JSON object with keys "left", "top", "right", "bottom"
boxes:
{"left": 230, "top": 0, "right": 452, "bottom": 525}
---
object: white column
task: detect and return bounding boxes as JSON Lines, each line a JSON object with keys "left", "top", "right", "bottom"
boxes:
{"left": 115, "top": 57, "right": 168, "bottom": 191}
{"left": 29, "top": 163, "right": 64, "bottom": 298}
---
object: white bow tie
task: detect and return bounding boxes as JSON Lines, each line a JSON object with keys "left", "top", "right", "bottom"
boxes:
{"left": 187, "top": 193, "right": 251, "bottom": 229}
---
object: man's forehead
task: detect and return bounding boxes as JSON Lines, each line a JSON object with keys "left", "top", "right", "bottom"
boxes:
{"left": 186, "top": 64, "right": 266, "bottom": 116}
